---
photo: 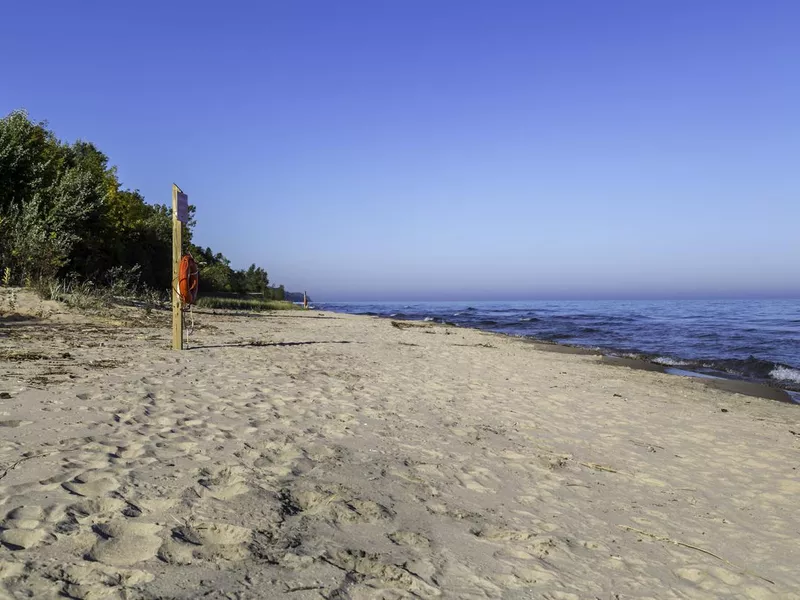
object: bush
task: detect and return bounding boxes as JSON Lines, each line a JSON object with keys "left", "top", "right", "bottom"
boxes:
{"left": 104, "top": 264, "right": 143, "bottom": 297}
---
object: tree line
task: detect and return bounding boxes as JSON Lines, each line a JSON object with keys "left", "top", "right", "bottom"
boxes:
{"left": 0, "top": 110, "right": 286, "bottom": 300}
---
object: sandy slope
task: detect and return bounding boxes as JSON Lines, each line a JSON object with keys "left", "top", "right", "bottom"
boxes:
{"left": 0, "top": 290, "right": 798, "bottom": 599}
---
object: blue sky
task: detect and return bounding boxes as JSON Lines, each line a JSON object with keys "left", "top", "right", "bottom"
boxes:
{"left": 2, "top": 1, "right": 798, "bottom": 300}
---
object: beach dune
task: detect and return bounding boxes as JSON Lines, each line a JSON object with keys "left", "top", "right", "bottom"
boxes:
{"left": 0, "top": 292, "right": 798, "bottom": 599}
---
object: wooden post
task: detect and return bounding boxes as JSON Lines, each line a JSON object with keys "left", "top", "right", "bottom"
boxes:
{"left": 172, "top": 184, "right": 184, "bottom": 350}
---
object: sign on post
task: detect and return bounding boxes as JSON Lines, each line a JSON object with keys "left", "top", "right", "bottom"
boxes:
{"left": 176, "top": 191, "right": 189, "bottom": 223}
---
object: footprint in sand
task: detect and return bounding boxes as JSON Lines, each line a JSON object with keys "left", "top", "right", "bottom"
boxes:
{"left": 111, "top": 442, "right": 145, "bottom": 460}
{"left": 252, "top": 442, "right": 316, "bottom": 478}
{"left": 88, "top": 520, "right": 163, "bottom": 567}
{"left": 195, "top": 465, "right": 249, "bottom": 500}
{"left": 424, "top": 501, "right": 480, "bottom": 522}
{"left": 74, "top": 497, "right": 128, "bottom": 515}
{"left": 471, "top": 525, "right": 535, "bottom": 542}
{"left": 126, "top": 497, "right": 177, "bottom": 515}
{"left": 388, "top": 530, "right": 431, "bottom": 550}
{"left": 51, "top": 561, "right": 155, "bottom": 599}
{"left": 157, "top": 539, "right": 195, "bottom": 565}
{"left": 51, "top": 496, "right": 131, "bottom": 539}
{"left": 171, "top": 521, "right": 251, "bottom": 546}
{"left": 168, "top": 521, "right": 253, "bottom": 563}
{"left": 455, "top": 466, "right": 501, "bottom": 493}
{"left": 289, "top": 486, "right": 393, "bottom": 524}
{"left": 324, "top": 549, "right": 441, "bottom": 598}
{"left": 4, "top": 504, "right": 43, "bottom": 526}
{"left": 62, "top": 472, "right": 120, "bottom": 498}
{"left": 0, "top": 528, "right": 47, "bottom": 550}
{"left": 0, "top": 505, "right": 47, "bottom": 550}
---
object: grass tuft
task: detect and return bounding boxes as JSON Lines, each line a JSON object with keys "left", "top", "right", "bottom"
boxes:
{"left": 195, "top": 296, "right": 301, "bottom": 311}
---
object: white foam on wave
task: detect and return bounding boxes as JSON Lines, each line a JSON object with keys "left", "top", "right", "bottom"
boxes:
{"left": 423, "top": 317, "right": 435, "bottom": 322}
{"left": 653, "top": 356, "right": 691, "bottom": 367}
{"left": 770, "top": 366, "right": 800, "bottom": 384}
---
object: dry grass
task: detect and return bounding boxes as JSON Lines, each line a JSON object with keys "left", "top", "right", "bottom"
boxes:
{"left": 195, "top": 296, "right": 301, "bottom": 312}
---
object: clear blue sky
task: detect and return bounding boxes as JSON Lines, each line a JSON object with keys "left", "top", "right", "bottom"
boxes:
{"left": 2, "top": 1, "right": 798, "bottom": 300}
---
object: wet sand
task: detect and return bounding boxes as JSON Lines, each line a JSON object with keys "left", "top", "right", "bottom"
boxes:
{"left": 1, "top": 290, "right": 799, "bottom": 599}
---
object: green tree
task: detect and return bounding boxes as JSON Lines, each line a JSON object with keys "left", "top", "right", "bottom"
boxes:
{"left": 0, "top": 109, "right": 282, "bottom": 299}
{"left": 244, "top": 264, "right": 269, "bottom": 296}
{"left": 1, "top": 115, "right": 106, "bottom": 283}
{"left": 0, "top": 110, "right": 61, "bottom": 214}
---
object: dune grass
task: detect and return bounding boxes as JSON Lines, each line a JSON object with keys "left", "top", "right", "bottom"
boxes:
{"left": 195, "top": 295, "right": 301, "bottom": 312}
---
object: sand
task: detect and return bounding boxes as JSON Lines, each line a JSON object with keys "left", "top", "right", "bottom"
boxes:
{"left": 0, "top": 289, "right": 799, "bottom": 599}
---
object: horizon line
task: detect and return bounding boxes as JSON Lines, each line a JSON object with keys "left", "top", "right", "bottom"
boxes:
{"left": 312, "top": 296, "right": 800, "bottom": 303}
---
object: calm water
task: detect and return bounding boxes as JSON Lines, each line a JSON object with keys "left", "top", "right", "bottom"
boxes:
{"left": 317, "top": 300, "right": 800, "bottom": 395}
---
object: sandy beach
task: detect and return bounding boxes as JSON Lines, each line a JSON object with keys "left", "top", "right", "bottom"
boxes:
{"left": 0, "top": 291, "right": 798, "bottom": 599}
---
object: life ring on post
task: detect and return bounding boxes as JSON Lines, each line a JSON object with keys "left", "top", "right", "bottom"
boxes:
{"left": 178, "top": 254, "right": 199, "bottom": 306}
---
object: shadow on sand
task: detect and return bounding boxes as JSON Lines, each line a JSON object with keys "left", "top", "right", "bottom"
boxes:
{"left": 190, "top": 310, "right": 339, "bottom": 320}
{"left": 0, "top": 314, "right": 40, "bottom": 325}
{"left": 188, "top": 340, "right": 357, "bottom": 350}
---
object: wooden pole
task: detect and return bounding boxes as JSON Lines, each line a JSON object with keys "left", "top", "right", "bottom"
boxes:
{"left": 172, "top": 184, "right": 184, "bottom": 350}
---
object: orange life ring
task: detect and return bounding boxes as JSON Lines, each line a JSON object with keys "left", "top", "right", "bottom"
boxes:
{"left": 178, "top": 254, "right": 199, "bottom": 305}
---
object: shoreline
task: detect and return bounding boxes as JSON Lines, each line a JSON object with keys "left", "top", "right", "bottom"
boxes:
{"left": 521, "top": 337, "right": 798, "bottom": 404}
{"left": 508, "top": 329, "right": 798, "bottom": 404}
{"left": 337, "top": 310, "right": 800, "bottom": 404}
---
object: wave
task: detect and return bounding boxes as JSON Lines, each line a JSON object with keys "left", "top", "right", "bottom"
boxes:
{"left": 519, "top": 317, "right": 539, "bottom": 322}
{"left": 770, "top": 366, "right": 800, "bottom": 384}
{"left": 423, "top": 317, "right": 435, "bottom": 322}
{"left": 653, "top": 356, "right": 691, "bottom": 367}
{"left": 699, "top": 356, "right": 781, "bottom": 380}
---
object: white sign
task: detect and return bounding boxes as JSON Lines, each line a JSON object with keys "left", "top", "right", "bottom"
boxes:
{"left": 176, "top": 192, "right": 189, "bottom": 223}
